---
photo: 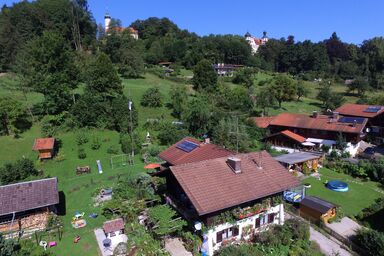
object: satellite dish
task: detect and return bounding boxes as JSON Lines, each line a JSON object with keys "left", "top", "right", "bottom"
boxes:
{"left": 194, "top": 222, "right": 202, "bottom": 231}
{"left": 366, "top": 128, "right": 371, "bottom": 133}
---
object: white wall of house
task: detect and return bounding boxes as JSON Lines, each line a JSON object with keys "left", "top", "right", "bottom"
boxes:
{"left": 271, "top": 146, "right": 300, "bottom": 153}
{"left": 345, "top": 141, "right": 360, "bottom": 157}
{"left": 203, "top": 204, "right": 284, "bottom": 256}
{"left": 105, "top": 229, "right": 123, "bottom": 239}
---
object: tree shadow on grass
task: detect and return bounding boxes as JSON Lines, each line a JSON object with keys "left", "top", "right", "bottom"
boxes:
{"left": 57, "top": 191, "right": 66, "bottom": 216}
{"left": 308, "top": 102, "right": 323, "bottom": 109}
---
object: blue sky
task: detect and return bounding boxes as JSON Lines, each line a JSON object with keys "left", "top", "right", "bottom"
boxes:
{"left": 2, "top": 0, "right": 383, "bottom": 44}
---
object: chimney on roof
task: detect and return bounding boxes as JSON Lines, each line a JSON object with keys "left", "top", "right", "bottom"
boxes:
{"left": 312, "top": 111, "right": 318, "bottom": 118}
{"left": 227, "top": 157, "right": 241, "bottom": 174}
{"left": 332, "top": 111, "right": 339, "bottom": 120}
{"left": 256, "top": 151, "right": 263, "bottom": 170}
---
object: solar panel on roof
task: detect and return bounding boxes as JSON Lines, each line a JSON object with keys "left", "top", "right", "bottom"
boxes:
{"left": 338, "top": 117, "right": 365, "bottom": 124}
{"left": 364, "top": 106, "right": 382, "bottom": 113}
{"left": 176, "top": 141, "right": 199, "bottom": 152}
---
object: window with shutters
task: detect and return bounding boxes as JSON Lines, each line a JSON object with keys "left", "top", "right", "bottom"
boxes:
{"left": 268, "top": 213, "right": 275, "bottom": 223}
{"left": 256, "top": 213, "right": 275, "bottom": 228}
{"left": 216, "top": 226, "right": 239, "bottom": 243}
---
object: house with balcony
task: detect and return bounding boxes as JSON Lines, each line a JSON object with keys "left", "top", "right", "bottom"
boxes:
{"left": 166, "top": 151, "right": 300, "bottom": 255}
{"left": 252, "top": 112, "right": 368, "bottom": 156}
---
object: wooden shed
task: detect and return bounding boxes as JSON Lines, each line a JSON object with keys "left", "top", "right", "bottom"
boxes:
{"left": 32, "top": 138, "right": 55, "bottom": 160}
{"left": 274, "top": 152, "right": 324, "bottom": 173}
{"left": 299, "top": 196, "right": 336, "bottom": 223}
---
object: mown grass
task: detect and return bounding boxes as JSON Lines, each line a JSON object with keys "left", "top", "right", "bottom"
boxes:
{"left": 0, "top": 124, "right": 146, "bottom": 256}
{"left": 122, "top": 73, "right": 180, "bottom": 124}
{"left": 303, "top": 168, "right": 383, "bottom": 216}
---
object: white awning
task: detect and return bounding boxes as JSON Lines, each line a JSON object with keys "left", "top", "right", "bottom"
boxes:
{"left": 306, "top": 138, "right": 336, "bottom": 146}
{"left": 302, "top": 142, "right": 316, "bottom": 146}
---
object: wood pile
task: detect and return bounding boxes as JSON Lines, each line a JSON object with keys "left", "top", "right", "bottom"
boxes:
{"left": 0, "top": 211, "right": 49, "bottom": 233}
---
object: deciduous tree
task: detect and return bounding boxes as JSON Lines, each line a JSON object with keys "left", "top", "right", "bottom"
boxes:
{"left": 192, "top": 59, "right": 218, "bottom": 93}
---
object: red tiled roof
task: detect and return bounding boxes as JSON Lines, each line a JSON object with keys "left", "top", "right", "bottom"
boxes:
{"left": 170, "top": 151, "right": 300, "bottom": 215}
{"left": 32, "top": 138, "right": 55, "bottom": 151}
{"left": 281, "top": 130, "right": 306, "bottom": 143}
{"left": 335, "top": 103, "right": 384, "bottom": 118}
{"left": 159, "top": 137, "right": 232, "bottom": 166}
{"left": 268, "top": 113, "right": 367, "bottom": 134}
{"left": 144, "top": 163, "right": 161, "bottom": 169}
{"left": 103, "top": 218, "right": 125, "bottom": 233}
{"left": 251, "top": 116, "right": 276, "bottom": 128}
{"left": 266, "top": 130, "right": 306, "bottom": 143}
{"left": 0, "top": 178, "right": 59, "bottom": 216}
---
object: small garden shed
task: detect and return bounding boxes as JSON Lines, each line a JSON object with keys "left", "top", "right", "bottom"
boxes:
{"left": 32, "top": 138, "right": 55, "bottom": 160}
{"left": 299, "top": 196, "right": 336, "bottom": 223}
{"left": 103, "top": 218, "right": 125, "bottom": 238}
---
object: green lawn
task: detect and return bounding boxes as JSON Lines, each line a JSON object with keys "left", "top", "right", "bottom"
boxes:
{"left": 0, "top": 124, "right": 147, "bottom": 256}
{"left": 303, "top": 168, "right": 384, "bottom": 216}
{"left": 122, "top": 73, "right": 181, "bottom": 124}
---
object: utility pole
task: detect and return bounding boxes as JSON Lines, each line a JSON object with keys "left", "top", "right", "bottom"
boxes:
{"left": 128, "top": 89, "right": 134, "bottom": 165}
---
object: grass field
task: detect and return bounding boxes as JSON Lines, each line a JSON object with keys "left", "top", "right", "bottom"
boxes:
{"left": 122, "top": 73, "right": 179, "bottom": 124}
{"left": 303, "top": 168, "right": 384, "bottom": 216}
{"left": 0, "top": 124, "right": 146, "bottom": 256}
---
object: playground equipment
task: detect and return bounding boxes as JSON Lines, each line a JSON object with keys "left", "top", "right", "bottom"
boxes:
{"left": 71, "top": 212, "right": 87, "bottom": 229}
{"left": 96, "top": 160, "right": 102, "bottom": 174}
{"left": 74, "top": 235, "right": 81, "bottom": 243}
{"left": 110, "top": 154, "right": 133, "bottom": 169}
{"left": 88, "top": 213, "right": 98, "bottom": 218}
{"left": 76, "top": 166, "right": 91, "bottom": 175}
{"left": 39, "top": 241, "right": 48, "bottom": 251}
{"left": 48, "top": 241, "right": 57, "bottom": 248}
{"left": 327, "top": 180, "right": 349, "bottom": 192}
{"left": 283, "top": 185, "right": 305, "bottom": 203}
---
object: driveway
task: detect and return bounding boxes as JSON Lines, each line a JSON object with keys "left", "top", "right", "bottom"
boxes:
{"left": 326, "top": 217, "right": 362, "bottom": 239}
{"left": 310, "top": 226, "right": 352, "bottom": 256}
{"left": 286, "top": 213, "right": 352, "bottom": 256}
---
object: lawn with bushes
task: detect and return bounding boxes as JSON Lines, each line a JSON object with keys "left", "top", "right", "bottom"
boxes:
{"left": 303, "top": 168, "right": 383, "bottom": 216}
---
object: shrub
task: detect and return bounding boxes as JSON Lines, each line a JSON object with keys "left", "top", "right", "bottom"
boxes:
{"left": 107, "top": 145, "right": 119, "bottom": 154}
{"left": 120, "top": 133, "right": 142, "bottom": 154}
{"left": 0, "top": 158, "right": 38, "bottom": 185}
{"left": 91, "top": 136, "right": 101, "bottom": 150}
{"left": 76, "top": 131, "right": 89, "bottom": 145}
{"left": 157, "top": 124, "right": 189, "bottom": 145}
{"left": 78, "top": 148, "right": 86, "bottom": 159}
{"left": 140, "top": 87, "right": 163, "bottom": 107}
{"left": 354, "top": 229, "right": 384, "bottom": 256}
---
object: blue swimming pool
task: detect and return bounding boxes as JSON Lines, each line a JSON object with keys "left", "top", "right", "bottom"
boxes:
{"left": 327, "top": 180, "right": 349, "bottom": 192}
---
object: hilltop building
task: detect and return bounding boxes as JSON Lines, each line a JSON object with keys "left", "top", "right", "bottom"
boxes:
{"left": 104, "top": 13, "right": 138, "bottom": 40}
{"left": 245, "top": 31, "right": 269, "bottom": 54}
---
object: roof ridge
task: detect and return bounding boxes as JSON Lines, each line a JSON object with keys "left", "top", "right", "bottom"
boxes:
{"left": 0, "top": 177, "right": 57, "bottom": 188}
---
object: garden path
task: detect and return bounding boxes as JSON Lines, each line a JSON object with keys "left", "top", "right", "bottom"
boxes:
{"left": 164, "top": 237, "right": 192, "bottom": 256}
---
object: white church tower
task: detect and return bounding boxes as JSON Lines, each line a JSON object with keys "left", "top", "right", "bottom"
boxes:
{"left": 104, "top": 13, "right": 111, "bottom": 33}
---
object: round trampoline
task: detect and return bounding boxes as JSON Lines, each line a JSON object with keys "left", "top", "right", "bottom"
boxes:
{"left": 327, "top": 180, "right": 349, "bottom": 192}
